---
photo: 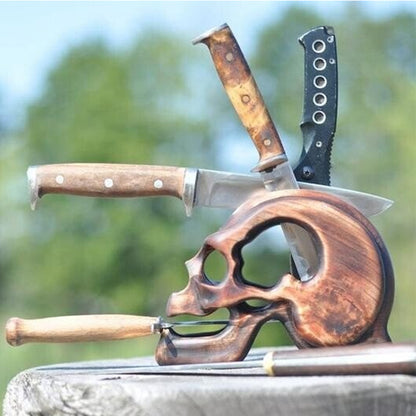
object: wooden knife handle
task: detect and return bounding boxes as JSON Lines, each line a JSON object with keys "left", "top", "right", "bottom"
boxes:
{"left": 28, "top": 163, "right": 186, "bottom": 207}
{"left": 6, "top": 314, "right": 160, "bottom": 346}
{"left": 263, "top": 343, "right": 416, "bottom": 376}
{"left": 194, "top": 23, "right": 286, "bottom": 172}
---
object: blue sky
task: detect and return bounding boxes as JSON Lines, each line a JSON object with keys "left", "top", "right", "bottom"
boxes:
{"left": 0, "top": 1, "right": 414, "bottom": 127}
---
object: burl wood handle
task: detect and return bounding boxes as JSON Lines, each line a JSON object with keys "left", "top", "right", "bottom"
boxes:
{"left": 6, "top": 315, "right": 159, "bottom": 346}
{"left": 28, "top": 164, "right": 185, "bottom": 209}
{"left": 194, "top": 23, "right": 286, "bottom": 172}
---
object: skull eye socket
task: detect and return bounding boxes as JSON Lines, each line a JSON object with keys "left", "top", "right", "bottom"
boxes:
{"left": 241, "top": 225, "right": 290, "bottom": 288}
{"left": 203, "top": 249, "right": 228, "bottom": 284}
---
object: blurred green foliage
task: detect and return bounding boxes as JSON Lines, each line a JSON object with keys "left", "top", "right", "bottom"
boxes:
{"left": 1, "top": 5, "right": 415, "bottom": 400}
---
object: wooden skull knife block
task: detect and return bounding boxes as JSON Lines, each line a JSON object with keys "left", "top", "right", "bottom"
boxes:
{"left": 156, "top": 189, "right": 393, "bottom": 364}
{"left": 6, "top": 190, "right": 394, "bottom": 365}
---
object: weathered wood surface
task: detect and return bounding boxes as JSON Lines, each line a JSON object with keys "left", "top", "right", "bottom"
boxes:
{"left": 3, "top": 348, "right": 415, "bottom": 416}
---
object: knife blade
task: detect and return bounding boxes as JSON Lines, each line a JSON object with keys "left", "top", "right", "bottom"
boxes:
{"left": 6, "top": 314, "right": 288, "bottom": 346}
{"left": 27, "top": 163, "right": 392, "bottom": 217}
{"left": 294, "top": 26, "right": 338, "bottom": 185}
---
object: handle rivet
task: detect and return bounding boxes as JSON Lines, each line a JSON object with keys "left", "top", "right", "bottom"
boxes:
{"left": 302, "top": 166, "right": 314, "bottom": 179}
{"left": 316, "top": 141, "right": 323, "bottom": 148}
{"left": 225, "top": 52, "right": 234, "bottom": 62}
{"left": 154, "top": 179, "right": 164, "bottom": 189}
{"left": 263, "top": 138, "right": 272, "bottom": 147}
{"left": 104, "top": 178, "right": 114, "bottom": 188}
{"left": 55, "top": 175, "right": 64, "bottom": 184}
{"left": 241, "top": 94, "right": 250, "bottom": 104}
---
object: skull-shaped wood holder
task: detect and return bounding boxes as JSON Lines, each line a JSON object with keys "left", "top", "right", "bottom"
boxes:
{"left": 155, "top": 189, "right": 394, "bottom": 365}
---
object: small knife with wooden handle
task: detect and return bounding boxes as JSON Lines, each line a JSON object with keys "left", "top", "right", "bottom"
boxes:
{"left": 5, "top": 315, "right": 230, "bottom": 346}
{"left": 7, "top": 316, "right": 415, "bottom": 376}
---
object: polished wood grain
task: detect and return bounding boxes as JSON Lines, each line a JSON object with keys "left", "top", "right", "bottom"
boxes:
{"left": 159, "top": 189, "right": 393, "bottom": 364}
{"left": 31, "top": 163, "right": 185, "bottom": 199}
{"left": 6, "top": 315, "right": 159, "bottom": 346}
{"left": 195, "top": 24, "right": 286, "bottom": 172}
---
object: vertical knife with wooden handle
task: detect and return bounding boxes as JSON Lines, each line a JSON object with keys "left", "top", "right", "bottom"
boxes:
{"left": 193, "top": 24, "right": 317, "bottom": 280}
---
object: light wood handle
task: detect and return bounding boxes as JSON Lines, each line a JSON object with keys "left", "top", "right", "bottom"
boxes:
{"left": 6, "top": 314, "right": 160, "bottom": 346}
{"left": 194, "top": 24, "right": 286, "bottom": 172}
{"left": 28, "top": 163, "right": 186, "bottom": 204}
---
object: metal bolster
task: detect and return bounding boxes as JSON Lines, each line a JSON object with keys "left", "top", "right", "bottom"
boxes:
{"left": 251, "top": 154, "right": 288, "bottom": 173}
{"left": 27, "top": 166, "right": 40, "bottom": 211}
{"left": 182, "top": 168, "right": 198, "bottom": 217}
{"left": 192, "top": 23, "right": 229, "bottom": 45}
{"left": 151, "top": 316, "right": 164, "bottom": 334}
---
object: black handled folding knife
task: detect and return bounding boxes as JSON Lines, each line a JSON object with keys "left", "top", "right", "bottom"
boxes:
{"left": 294, "top": 26, "right": 338, "bottom": 186}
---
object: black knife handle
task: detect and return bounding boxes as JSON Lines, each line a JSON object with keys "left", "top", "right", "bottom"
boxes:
{"left": 294, "top": 26, "right": 338, "bottom": 186}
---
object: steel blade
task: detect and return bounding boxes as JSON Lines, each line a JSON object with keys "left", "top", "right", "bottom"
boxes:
{"left": 301, "top": 182, "right": 393, "bottom": 217}
{"left": 192, "top": 168, "right": 392, "bottom": 217}
{"left": 192, "top": 169, "right": 265, "bottom": 211}
{"left": 160, "top": 319, "right": 230, "bottom": 330}
{"left": 258, "top": 162, "right": 317, "bottom": 280}
{"left": 163, "top": 318, "right": 282, "bottom": 330}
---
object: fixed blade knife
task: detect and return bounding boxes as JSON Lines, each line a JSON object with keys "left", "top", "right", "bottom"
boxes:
{"left": 27, "top": 164, "right": 392, "bottom": 217}
{"left": 5, "top": 314, "right": 230, "bottom": 346}
{"left": 294, "top": 26, "right": 338, "bottom": 185}
{"left": 194, "top": 23, "right": 318, "bottom": 280}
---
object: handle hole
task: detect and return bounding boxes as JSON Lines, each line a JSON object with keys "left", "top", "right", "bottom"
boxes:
{"left": 313, "top": 93, "right": 327, "bottom": 106}
{"left": 313, "top": 111, "right": 326, "bottom": 124}
{"left": 312, "top": 39, "right": 326, "bottom": 53}
{"left": 313, "top": 58, "right": 327, "bottom": 71}
{"left": 314, "top": 75, "right": 327, "bottom": 89}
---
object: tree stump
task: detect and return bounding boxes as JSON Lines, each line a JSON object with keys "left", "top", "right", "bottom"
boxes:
{"left": 3, "top": 348, "right": 416, "bottom": 416}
